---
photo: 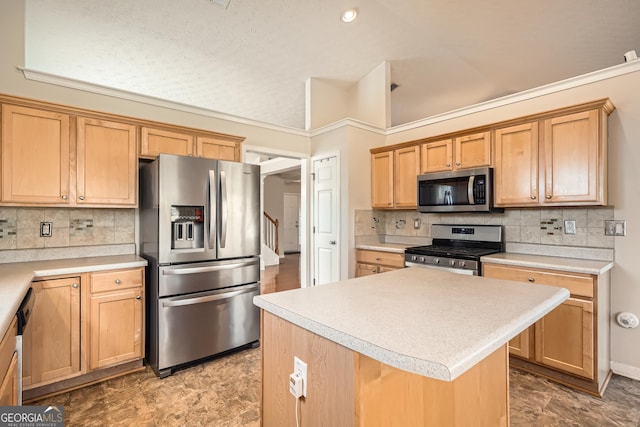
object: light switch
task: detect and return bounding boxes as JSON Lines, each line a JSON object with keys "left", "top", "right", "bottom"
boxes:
{"left": 40, "top": 222, "right": 52, "bottom": 237}
{"left": 604, "top": 220, "right": 626, "bottom": 236}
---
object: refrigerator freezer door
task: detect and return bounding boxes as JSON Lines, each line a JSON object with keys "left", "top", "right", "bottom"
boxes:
{"left": 217, "top": 161, "right": 260, "bottom": 259}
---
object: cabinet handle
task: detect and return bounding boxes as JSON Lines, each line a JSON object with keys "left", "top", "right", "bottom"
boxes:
{"left": 375, "top": 257, "right": 381, "bottom": 261}
{"left": 136, "top": 295, "right": 142, "bottom": 300}
{"left": 115, "top": 279, "right": 122, "bottom": 285}
{"left": 530, "top": 195, "right": 537, "bottom": 200}
{"left": 545, "top": 195, "right": 552, "bottom": 199}
{"left": 446, "top": 163, "right": 451, "bottom": 167}
{"left": 371, "top": 267, "right": 376, "bottom": 272}
{"left": 456, "top": 162, "right": 461, "bottom": 166}
{"left": 72, "top": 283, "right": 79, "bottom": 288}
{"left": 79, "top": 196, "right": 85, "bottom": 200}
{"left": 61, "top": 195, "right": 67, "bottom": 200}
{"left": 528, "top": 277, "right": 535, "bottom": 282}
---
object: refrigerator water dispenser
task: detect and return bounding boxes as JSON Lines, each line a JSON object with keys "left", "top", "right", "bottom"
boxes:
{"left": 170, "top": 206, "right": 204, "bottom": 250}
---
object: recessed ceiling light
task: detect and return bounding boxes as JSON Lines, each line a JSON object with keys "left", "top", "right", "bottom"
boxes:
{"left": 341, "top": 8, "right": 358, "bottom": 23}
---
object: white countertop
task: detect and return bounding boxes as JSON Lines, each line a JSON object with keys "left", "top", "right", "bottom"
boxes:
{"left": 0, "top": 255, "right": 147, "bottom": 339}
{"left": 355, "top": 242, "right": 412, "bottom": 253}
{"left": 481, "top": 253, "right": 614, "bottom": 275}
{"left": 254, "top": 267, "right": 568, "bottom": 382}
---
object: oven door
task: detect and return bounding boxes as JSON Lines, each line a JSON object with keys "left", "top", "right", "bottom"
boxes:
{"left": 406, "top": 262, "right": 478, "bottom": 276}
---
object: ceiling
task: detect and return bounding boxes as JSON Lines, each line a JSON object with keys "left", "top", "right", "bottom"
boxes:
{"left": 24, "top": 0, "right": 640, "bottom": 129}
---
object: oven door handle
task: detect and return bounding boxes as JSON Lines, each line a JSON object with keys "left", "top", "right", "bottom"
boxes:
{"left": 162, "top": 260, "right": 256, "bottom": 276}
{"left": 468, "top": 175, "right": 475, "bottom": 204}
{"left": 162, "top": 284, "right": 257, "bottom": 308}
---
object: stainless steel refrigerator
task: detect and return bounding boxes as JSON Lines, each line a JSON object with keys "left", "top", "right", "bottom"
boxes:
{"left": 140, "top": 154, "right": 260, "bottom": 378}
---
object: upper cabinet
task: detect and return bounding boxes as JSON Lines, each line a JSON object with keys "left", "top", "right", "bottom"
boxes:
{"left": 77, "top": 117, "right": 137, "bottom": 206}
{"left": 421, "top": 132, "right": 491, "bottom": 173}
{"left": 140, "top": 127, "right": 194, "bottom": 158}
{"left": 494, "top": 101, "right": 613, "bottom": 207}
{"left": 140, "top": 127, "right": 243, "bottom": 161}
{"left": 371, "top": 146, "right": 420, "bottom": 209}
{"left": 1, "top": 105, "right": 71, "bottom": 204}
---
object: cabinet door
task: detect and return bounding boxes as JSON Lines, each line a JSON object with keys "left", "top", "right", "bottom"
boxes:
{"left": 393, "top": 146, "right": 420, "bottom": 208}
{"left": 508, "top": 328, "right": 532, "bottom": 359}
{"left": 356, "top": 263, "right": 378, "bottom": 277}
{"left": 77, "top": 117, "right": 137, "bottom": 206}
{"left": 542, "top": 110, "right": 602, "bottom": 204}
{"left": 420, "top": 139, "right": 453, "bottom": 173}
{"left": 371, "top": 152, "right": 394, "bottom": 208}
{"left": 90, "top": 288, "right": 143, "bottom": 370}
{"left": 24, "top": 277, "right": 81, "bottom": 387}
{"left": 0, "top": 353, "right": 18, "bottom": 405}
{"left": 196, "top": 137, "right": 239, "bottom": 161}
{"left": 140, "top": 127, "right": 194, "bottom": 158}
{"left": 454, "top": 131, "right": 491, "bottom": 169}
{"left": 534, "top": 298, "right": 594, "bottom": 379}
{"left": 1, "top": 105, "right": 70, "bottom": 204}
{"left": 494, "top": 122, "right": 539, "bottom": 206}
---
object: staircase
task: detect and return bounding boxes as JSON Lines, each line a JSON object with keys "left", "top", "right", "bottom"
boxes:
{"left": 262, "top": 212, "right": 280, "bottom": 267}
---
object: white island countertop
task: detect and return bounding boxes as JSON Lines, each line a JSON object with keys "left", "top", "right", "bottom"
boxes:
{"left": 0, "top": 255, "right": 147, "bottom": 339}
{"left": 254, "top": 267, "right": 569, "bottom": 382}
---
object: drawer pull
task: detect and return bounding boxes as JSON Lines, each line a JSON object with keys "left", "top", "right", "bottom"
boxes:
{"left": 72, "top": 283, "right": 79, "bottom": 288}
{"left": 528, "top": 277, "right": 535, "bottom": 282}
{"left": 136, "top": 295, "right": 141, "bottom": 300}
{"left": 115, "top": 279, "right": 122, "bottom": 285}
{"left": 375, "top": 257, "right": 381, "bottom": 261}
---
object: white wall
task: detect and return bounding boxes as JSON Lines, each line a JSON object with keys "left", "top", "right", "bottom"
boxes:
{"left": 387, "top": 69, "right": 640, "bottom": 379}
{"left": 306, "top": 78, "right": 351, "bottom": 131}
{"left": 0, "top": 2, "right": 310, "bottom": 156}
{"left": 348, "top": 61, "right": 390, "bottom": 128}
{"left": 264, "top": 175, "right": 286, "bottom": 256}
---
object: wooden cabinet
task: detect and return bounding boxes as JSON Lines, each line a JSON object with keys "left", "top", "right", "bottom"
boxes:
{"left": 1, "top": 103, "right": 138, "bottom": 207}
{"left": 494, "top": 101, "right": 612, "bottom": 207}
{"left": 371, "top": 151, "right": 393, "bottom": 208}
{"left": 24, "top": 277, "right": 81, "bottom": 388}
{"left": 355, "top": 249, "right": 405, "bottom": 277}
{"left": 89, "top": 268, "right": 144, "bottom": 370}
{"left": 0, "top": 317, "right": 18, "bottom": 406}
{"left": 140, "top": 127, "right": 243, "bottom": 161}
{"left": 196, "top": 136, "right": 240, "bottom": 161}
{"left": 1, "top": 104, "right": 71, "bottom": 204}
{"left": 482, "top": 262, "right": 609, "bottom": 396}
{"left": 77, "top": 117, "right": 137, "bottom": 206}
{"left": 371, "top": 146, "right": 419, "bottom": 209}
{"left": 420, "top": 132, "right": 491, "bottom": 173}
{"left": 140, "top": 127, "right": 194, "bottom": 158}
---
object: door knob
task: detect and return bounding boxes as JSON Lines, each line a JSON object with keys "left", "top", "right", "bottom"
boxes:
{"left": 329, "top": 240, "right": 336, "bottom": 245}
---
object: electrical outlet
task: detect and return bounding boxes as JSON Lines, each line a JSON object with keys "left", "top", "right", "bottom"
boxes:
{"left": 294, "top": 356, "right": 307, "bottom": 397}
{"left": 414, "top": 218, "right": 421, "bottom": 229}
{"left": 564, "top": 220, "right": 576, "bottom": 235}
{"left": 40, "top": 222, "right": 52, "bottom": 237}
{"left": 604, "top": 220, "right": 626, "bottom": 236}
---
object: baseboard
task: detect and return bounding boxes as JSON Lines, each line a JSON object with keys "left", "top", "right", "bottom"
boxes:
{"left": 611, "top": 361, "right": 640, "bottom": 381}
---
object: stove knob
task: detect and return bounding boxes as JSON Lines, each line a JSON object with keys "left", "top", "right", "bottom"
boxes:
{"left": 450, "top": 259, "right": 456, "bottom": 267}
{"left": 434, "top": 258, "right": 440, "bottom": 264}
{"left": 460, "top": 261, "right": 466, "bottom": 268}
{"left": 411, "top": 255, "right": 418, "bottom": 262}
{"left": 419, "top": 256, "right": 425, "bottom": 263}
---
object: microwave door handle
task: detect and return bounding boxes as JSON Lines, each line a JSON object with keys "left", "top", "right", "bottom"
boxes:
{"left": 208, "top": 170, "right": 216, "bottom": 249}
{"left": 468, "top": 175, "right": 475, "bottom": 204}
{"left": 220, "top": 170, "right": 228, "bottom": 248}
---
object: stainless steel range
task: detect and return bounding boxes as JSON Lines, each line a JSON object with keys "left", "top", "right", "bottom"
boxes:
{"left": 405, "top": 224, "right": 503, "bottom": 275}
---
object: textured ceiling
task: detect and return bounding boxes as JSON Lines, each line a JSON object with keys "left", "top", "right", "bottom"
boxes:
{"left": 24, "top": 0, "right": 640, "bottom": 129}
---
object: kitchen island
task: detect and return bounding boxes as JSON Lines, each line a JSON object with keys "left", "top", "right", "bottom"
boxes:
{"left": 253, "top": 267, "right": 569, "bottom": 426}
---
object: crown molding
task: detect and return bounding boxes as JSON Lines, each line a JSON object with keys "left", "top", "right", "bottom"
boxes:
{"left": 309, "top": 118, "right": 386, "bottom": 137}
{"left": 19, "top": 67, "right": 310, "bottom": 137}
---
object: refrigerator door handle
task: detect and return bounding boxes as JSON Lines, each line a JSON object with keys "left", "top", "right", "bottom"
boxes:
{"left": 208, "top": 170, "right": 216, "bottom": 249}
{"left": 220, "top": 170, "right": 228, "bottom": 248}
{"left": 161, "top": 284, "right": 257, "bottom": 308}
{"left": 162, "top": 260, "right": 257, "bottom": 275}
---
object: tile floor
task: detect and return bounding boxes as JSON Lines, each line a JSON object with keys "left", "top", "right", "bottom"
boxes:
{"left": 32, "top": 253, "right": 640, "bottom": 426}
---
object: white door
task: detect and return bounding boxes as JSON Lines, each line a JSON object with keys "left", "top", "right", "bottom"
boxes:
{"left": 283, "top": 193, "right": 300, "bottom": 253}
{"left": 313, "top": 156, "right": 339, "bottom": 285}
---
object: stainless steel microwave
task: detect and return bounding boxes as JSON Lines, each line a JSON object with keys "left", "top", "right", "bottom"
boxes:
{"left": 417, "top": 167, "right": 503, "bottom": 213}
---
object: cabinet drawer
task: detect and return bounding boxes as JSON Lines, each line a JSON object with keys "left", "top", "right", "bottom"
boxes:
{"left": 356, "top": 263, "right": 379, "bottom": 277}
{"left": 483, "top": 264, "right": 594, "bottom": 298}
{"left": 91, "top": 268, "right": 143, "bottom": 293}
{"left": 356, "top": 250, "right": 405, "bottom": 268}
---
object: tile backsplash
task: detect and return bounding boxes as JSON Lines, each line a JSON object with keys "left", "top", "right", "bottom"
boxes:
{"left": 355, "top": 207, "right": 615, "bottom": 249}
{"left": 0, "top": 207, "right": 135, "bottom": 251}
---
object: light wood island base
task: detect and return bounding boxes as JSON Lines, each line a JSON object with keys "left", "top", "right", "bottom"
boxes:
{"left": 261, "top": 312, "right": 509, "bottom": 426}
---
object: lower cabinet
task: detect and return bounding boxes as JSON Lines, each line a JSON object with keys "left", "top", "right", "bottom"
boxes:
{"left": 355, "top": 249, "right": 405, "bottom": 277}
{"left": 482, "top": 262, "right": 609, "bottom": 396}
{"left": 89, "top": 269, "right": 144, "bottom": 370}
{"left": 0, "top": 317, "right": 18, "bottom": 405}
{"left": 23, "top": 267, "right": 145, "bottom": 400}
